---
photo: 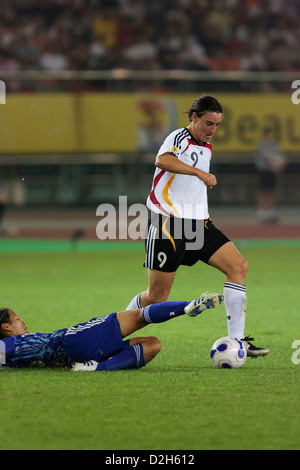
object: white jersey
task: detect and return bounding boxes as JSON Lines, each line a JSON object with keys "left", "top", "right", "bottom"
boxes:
{"left": 146, "top": 127, "right": 212, "bottom": 220}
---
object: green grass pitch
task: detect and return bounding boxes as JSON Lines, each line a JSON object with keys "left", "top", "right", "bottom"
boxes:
{"left": 0, "top": 239, "right": 299, "bottom": 450}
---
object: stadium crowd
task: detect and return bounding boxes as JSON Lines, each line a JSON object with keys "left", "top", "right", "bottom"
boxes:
{"left": 0, "top": 0, "right": 299, "bottom": 90}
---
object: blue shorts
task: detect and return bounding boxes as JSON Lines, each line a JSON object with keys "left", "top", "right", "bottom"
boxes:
{"left": 63, "top": 312, "right": 125, "bottom": 363}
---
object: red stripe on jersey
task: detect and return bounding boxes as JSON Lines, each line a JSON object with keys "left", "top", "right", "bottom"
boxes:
{"left": 149, "top": 169, "right": 173, "bottom": 217}
{"left": 182, "top": 138, "right": 213, "bottom": 154}
{"left": 204, "top": 142, "right": 213, "bottom": 152}
{"left": 182, "top": 138, "right": 198, "bottom": 154}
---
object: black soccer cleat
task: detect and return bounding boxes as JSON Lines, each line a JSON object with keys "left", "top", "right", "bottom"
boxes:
{"left": 241, "top": 336, "right": 270, "bottom": 358}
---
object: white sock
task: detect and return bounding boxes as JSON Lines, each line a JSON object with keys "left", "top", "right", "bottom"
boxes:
{"left": 126, "top": 293, "right": 143, "bottom": 310}
{"left": 224, "top": 282, "right": 247, "bottom": 340}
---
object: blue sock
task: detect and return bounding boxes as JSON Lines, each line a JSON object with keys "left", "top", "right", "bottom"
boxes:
{"left": 96, "top": 343, "right": 145, "bottom": 371}
{"left": 142, "top": 301, "right": 189, "bottom": 324}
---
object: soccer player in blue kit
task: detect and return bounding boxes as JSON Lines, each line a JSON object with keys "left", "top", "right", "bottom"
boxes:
{"left": 0, "top": 292, "right": 223, "bottom": 372}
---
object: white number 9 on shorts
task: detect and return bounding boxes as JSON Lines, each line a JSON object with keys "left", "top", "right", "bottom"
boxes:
{"left": 158, "top": 252, "right": 167, "bottom": 268}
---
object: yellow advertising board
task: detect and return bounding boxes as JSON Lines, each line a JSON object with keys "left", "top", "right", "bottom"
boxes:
{"left": 146, "top": 93, "right": 300, "bottom": 154}
{"left": 205, "top": 93, "right": 300, "bottom": 153}
{"left": 0, "top": 92, "right": 298, "bottom": 154}
{"left": 0, "top": 93, "right": 137, "bottom": 153}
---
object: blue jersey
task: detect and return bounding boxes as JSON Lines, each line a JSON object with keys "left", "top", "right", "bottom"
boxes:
{"left": 1, "top": 329, "right": 69, "bottom": 368}
{"left": 0, "top": 313, "right": 125, "bottom": 369}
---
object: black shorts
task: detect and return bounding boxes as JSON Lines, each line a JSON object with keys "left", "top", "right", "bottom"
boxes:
{"left": 143, "top": 212, "right": 230, "bottom": 272}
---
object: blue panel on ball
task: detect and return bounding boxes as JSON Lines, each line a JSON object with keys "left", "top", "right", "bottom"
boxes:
{"left": 221, "top": 363, "right": 232, "bottom": 369}
{"left": 210, "top": 349, "right": 217, "bottom": 359}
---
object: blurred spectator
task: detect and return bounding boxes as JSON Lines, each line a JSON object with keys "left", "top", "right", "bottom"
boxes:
{"left": 123, "top": 26, "right": 158, "bottom": 70}
{"left": 255, "top": 127, "right": 287, "bottom": 223}
{"left": 39, "top": 43, "right": 69, "bottom": 71}
{"left": 0, "top": 0, "right": 299, "bottom": 91}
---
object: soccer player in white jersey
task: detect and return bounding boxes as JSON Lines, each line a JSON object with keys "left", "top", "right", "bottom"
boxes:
{"left": 126, "top": 95, "right": 269, "bottom": 358}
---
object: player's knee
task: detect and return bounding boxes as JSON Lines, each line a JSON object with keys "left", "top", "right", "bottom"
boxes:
{"left": 235, "top": 257, "right": 248, "bottom": 282}
{"left": 148, "top": 336, "right": 162, "bottom": 357}
{"left": 143, "top": 336, "right": 162, "bottom": 363}
{"left": 151, "top": 337, "right": 162, "bottom": 356}
{"left": 240, "top": 258, "right": 248, "bottom": 279}
{"left": 227, "top": 256, "right": 248, "bottom": 284}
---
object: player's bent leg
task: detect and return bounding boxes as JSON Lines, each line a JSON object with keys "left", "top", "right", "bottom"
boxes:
{"left": 129, "top": 336, "right": 162, "bottom": 364}
{"left": 117, "top": 300, "right": 190, "bottom": 338}
{"left": 117, "top": 309, "right": 147, "bottom": 338}
{"left": 119, "top": 294, "right": 224, "bottom": 339}
{"left": 125, "top": 270, "right": 176, "bottom": 311}
{"left": 72, "top": 336, "right": 161, "bottom": 372}
{"left": 141, "top": 269, "right": 176, "bottom": 306}
{"left": 208, "top": 241, "right": 248, "bottom": 285}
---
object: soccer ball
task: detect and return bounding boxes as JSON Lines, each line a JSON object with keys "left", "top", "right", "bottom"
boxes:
{"left": 210, "top": 336, "right": 247, "bottom": 369}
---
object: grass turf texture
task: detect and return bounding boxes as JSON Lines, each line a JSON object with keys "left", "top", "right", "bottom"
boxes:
{"left": 0, "top": 240, "right": 299, "bottom": 450}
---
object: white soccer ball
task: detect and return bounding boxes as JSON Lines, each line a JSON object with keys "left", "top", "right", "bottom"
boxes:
{"left": 210, "top": 336, "right": 247, "bottom": 369}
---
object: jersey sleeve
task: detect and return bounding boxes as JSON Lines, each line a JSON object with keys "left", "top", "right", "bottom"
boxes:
{"left": 1, "top": 336, "right": 16, "bottom": 357}
{"left": 156, "top": 129, "right": 183, "bottom": 158}
{"left": 0, "top": 337, "right": 16, "bottom": 367}
{"left": 0, "top": 332, "right": 67, "bottom": 368}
